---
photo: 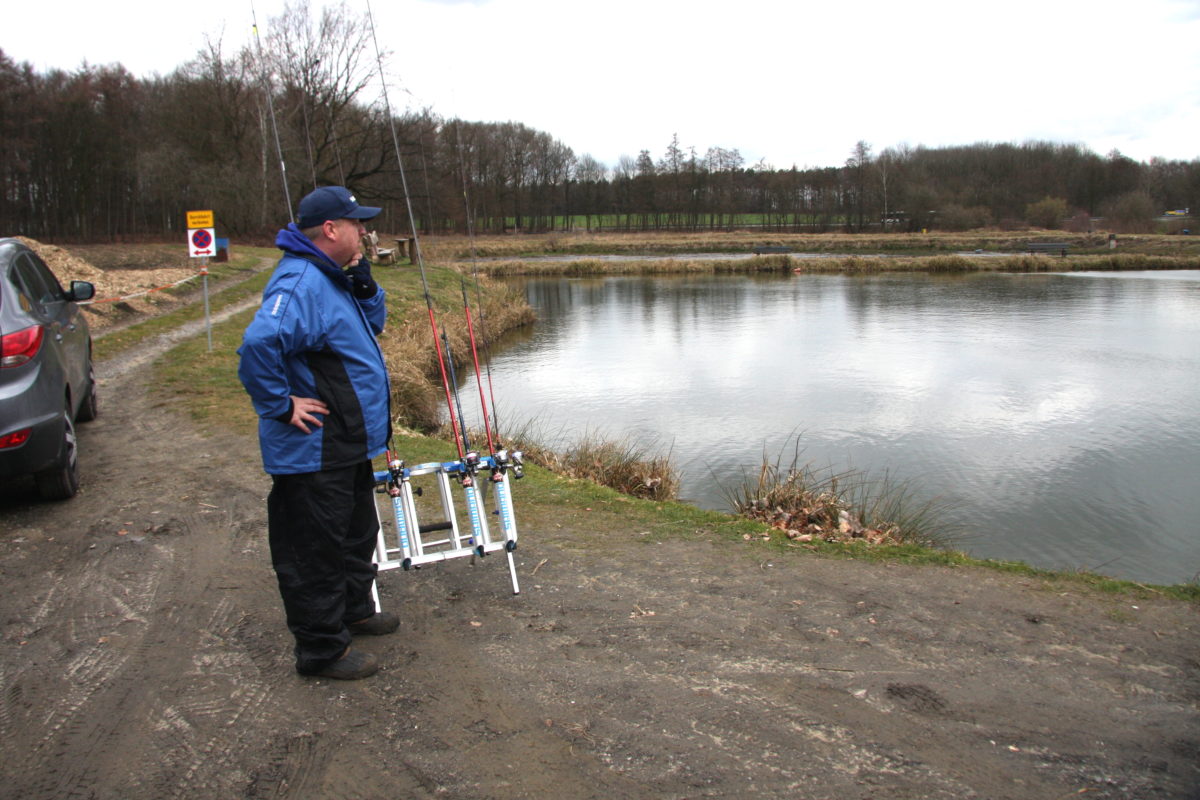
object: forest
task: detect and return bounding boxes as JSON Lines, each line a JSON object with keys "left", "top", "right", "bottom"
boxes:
{"left": 2, "top": 3, "right": 1198, "bottom": 241}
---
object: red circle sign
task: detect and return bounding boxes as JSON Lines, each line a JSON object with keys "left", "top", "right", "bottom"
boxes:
{"left": 191, "top": 229, "right": 213, "bottom": 248}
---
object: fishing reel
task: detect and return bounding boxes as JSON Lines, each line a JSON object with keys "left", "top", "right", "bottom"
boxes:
{"left": 385, "top": 458, "right": 422, "bottom": 498}
{"left": 386, "top": 458, "right": 406, "bottom": 497}
{"left": 490, "top": 449, "right": 524, "bottom": 480}
{"left": 459, "top": 451, "right": 481, "bottom": 487}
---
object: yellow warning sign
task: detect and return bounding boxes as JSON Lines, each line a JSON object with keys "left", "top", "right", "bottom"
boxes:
{"left": 187, "top": 210, "right": 214, "bottom": 229}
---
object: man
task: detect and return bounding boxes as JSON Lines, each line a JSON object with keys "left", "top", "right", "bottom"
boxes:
{"left": 238, "top": 185, "right": 399, "bottom": 680}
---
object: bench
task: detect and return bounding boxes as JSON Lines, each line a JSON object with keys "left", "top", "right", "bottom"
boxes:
{"left": 752, "top": 246, "right": 793, "bottom": 255}
{"left": 394, "top": 237, "right": 415, "bottom": 262}
{"left": 361, "top": 231, "right": 394, "bottom": 264}
{"left": 1025, "top": 242, "right": 1070, "bottom": 257}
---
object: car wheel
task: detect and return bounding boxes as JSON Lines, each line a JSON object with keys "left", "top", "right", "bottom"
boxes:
{"left": 34, "top": 405, "right": 80, "bottom": 501}
{"left": 76, "top": 361, "right": 99, "bottom": 422}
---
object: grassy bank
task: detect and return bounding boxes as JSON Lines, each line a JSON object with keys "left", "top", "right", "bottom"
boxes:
{"left": 434, "top": 252, "right": 1200, "bottom": 278}
{"left": 418, "top": 229, "right": 1200, "bottom": 263}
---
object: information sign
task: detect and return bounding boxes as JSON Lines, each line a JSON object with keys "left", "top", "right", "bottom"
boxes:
{"left": 187, "top": 210, "right": 214, "bottom": 229}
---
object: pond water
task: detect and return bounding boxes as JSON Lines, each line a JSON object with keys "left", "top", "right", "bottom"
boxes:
{"left": 460, "top": 270, "right": 1200, "bottom": 585}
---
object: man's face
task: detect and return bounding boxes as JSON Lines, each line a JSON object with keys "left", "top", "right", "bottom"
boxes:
{"left": 322, "top": 217, "right": 366, "bottom": 266}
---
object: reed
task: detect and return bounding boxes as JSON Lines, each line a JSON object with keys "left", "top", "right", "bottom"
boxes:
{"left": 725, "top": 442, "right": 959, "bottom": 549}
{"left": 496, "top": 422, "right": 680, "bottom": 501}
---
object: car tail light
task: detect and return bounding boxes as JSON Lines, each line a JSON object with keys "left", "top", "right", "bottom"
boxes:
{"left": 0, "top": 428, "right": 32, "bottom": 449}
{"left": 0, "top": 325, "right": 44, "bottom": 368}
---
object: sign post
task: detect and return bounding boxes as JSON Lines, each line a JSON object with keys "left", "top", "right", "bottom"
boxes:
{"left": 187, "top": 210, "right": 216, "bottom": 352}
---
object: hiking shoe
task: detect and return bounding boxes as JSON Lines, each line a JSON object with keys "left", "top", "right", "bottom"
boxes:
{"left": 348, "top": 611, "right": 400, "bottom": 636}
{"left": 299, "top": 648, "right": 379, "bottom": 680}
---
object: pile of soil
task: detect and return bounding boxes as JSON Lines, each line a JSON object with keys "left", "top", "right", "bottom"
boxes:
{"left": 19, "top": 238, "right": 200, "bottom": 330}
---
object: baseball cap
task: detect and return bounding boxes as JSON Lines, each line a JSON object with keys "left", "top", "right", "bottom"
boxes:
{"left": 296, "top": 186, "right": 382, "bottom": 228}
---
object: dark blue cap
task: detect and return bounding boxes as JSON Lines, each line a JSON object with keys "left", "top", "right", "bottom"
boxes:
{"left": 296, "top": 186, "right": 382, "bottom": 228}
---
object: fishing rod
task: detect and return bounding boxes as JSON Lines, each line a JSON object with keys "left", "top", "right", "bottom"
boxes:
{"left": 447, "top": 121, "right": 525, "bottom": 492}
{"left": 438, "top": 325, "right": 473, "bottom": 457}
{"left": 363, "top": 1, "right": 521, "bottom": 597}
{"left": 451, "top": 118, "right": 501, "bottom": 457}
{"left": 250, "top": 1, "right": 294, "bottom": 221}
{"left": 363, "top": 0, "right": 468, "bottom": 463}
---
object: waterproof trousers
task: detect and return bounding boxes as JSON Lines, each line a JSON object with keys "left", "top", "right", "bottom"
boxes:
{"left": 267, "top": 460, "right": 379, "bottom": 673}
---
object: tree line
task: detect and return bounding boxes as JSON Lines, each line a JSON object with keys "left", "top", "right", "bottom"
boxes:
{"left": 2, "top": 2, "right": 1197, "bottom": 242}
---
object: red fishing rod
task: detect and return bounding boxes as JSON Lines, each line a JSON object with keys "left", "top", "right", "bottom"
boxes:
{"left": 452, "top": 118, "right": 502, "bottom": 456}
{"left": 360, "top": 0, "right": 522, "bottom": 596}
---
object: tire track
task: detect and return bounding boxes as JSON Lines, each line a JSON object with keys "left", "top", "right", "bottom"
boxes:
{"left": 96, "top": 295, "right": 260, "bottom": 381}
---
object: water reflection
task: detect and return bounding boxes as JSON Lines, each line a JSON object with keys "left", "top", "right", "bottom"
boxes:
{"left": 467, "top": 271, "right": 1200, "bottom": 584}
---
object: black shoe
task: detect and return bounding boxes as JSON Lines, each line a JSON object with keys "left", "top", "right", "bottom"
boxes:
{"left": 348, "top": 611, "right": 400, "bottom": 636}
{"left": 298, "top": 648, "right": 379, "bottom": 680}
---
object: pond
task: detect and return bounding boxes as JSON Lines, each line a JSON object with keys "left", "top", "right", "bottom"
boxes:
{"left": 459, "top": 270, "right": 1200, "bottom": 585}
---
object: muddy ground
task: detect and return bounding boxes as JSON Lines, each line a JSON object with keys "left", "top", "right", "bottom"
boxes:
{"left": 0, "top": 250, "right": 1198, "bottom": 799}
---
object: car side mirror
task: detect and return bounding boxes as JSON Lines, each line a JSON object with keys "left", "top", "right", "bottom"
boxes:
{"left": 68, "top": 281, "right": 95, "bottom": 302}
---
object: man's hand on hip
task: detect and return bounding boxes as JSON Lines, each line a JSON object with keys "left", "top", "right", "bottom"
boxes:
{"left": 289, "top": 396, "right": 329, "bottom": 434}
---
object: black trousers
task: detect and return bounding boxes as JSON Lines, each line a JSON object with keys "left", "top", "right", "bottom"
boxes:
{"left": 267, "top": 460, "right": 379, "bottom": 672}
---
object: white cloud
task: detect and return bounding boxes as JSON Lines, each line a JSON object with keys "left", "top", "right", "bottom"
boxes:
{"left": 4, "top": 0, "right": 1198, "bottom": 168}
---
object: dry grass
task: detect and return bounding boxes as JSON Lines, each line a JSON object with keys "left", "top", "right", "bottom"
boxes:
{"left": 498, "top": 425, "right": 679, "bottom": 501}
{"left": 726, "top": 444, "right": 958, "bottom": 549}
{"left": 379, "top": 274, "right": 534, "bottom": 432}
{"left": 422, "top": 251, "right": 1200, "bottom": 278}
{"left": 407, "top": 231, "right": 1200, "bottom": 276}
{"left": 413, "top": 229, "right": 1200, "bottom": 262}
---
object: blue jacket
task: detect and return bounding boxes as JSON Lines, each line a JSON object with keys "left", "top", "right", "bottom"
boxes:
{"left": 238, "top": 225, "right": 391, "bottom": 475}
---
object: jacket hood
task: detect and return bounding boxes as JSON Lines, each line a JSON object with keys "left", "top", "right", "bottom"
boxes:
{"left": 275, "top": 224, "right": 352, "bottom": 291}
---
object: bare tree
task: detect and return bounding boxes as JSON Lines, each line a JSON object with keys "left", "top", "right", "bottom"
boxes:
{"left": 261, "top": 1, "right": 385, "bottom": 200}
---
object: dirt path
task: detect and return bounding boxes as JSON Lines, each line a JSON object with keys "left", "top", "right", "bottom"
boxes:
{"left": 1, "top": 299, "right": 1198, "bottom": 798}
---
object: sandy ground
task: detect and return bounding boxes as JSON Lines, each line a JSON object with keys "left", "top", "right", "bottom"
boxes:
{"left": 0, "top": 247, "right": 1197, "bottom": 799}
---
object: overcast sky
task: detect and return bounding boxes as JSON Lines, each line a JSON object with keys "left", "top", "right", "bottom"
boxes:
{"left": 5, "top": 0, "right": 1199, "bottom": 171}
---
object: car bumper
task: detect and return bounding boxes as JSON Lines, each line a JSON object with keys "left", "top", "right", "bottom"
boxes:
{"left": 0, "top": 408, "right": 64, "bottom": 478}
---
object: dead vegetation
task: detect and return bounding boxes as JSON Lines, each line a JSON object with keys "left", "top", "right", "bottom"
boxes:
{"left": 727, "top": 445, "right": 957, "bottom": 549}
{"left": 378, "top": 276, "right": 535, "bottom": 433}
{"left": 503, "top": 430, "right": 679, "bottom": 501}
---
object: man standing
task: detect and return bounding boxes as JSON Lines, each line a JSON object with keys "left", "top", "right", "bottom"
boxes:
{"left": 238, "top": 186, "right": 399, "bottom": 680}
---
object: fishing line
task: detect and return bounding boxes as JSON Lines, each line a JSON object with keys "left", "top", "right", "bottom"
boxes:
{"left": 364, "top": 0, "right": 466, "bottom": 459}
{"left": 250, "top": 1, "right": 294, "bottom": 222}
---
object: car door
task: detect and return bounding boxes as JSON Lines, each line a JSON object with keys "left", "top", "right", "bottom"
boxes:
{"left": 25, "top": 253, "right": 90, "bottom": 398}
{"left": 10, "top": 253, "right": 87, "bottom": 410}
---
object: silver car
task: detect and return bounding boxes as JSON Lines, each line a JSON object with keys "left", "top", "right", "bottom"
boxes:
{"left": 0, "top": 238, "right": 97, "bottom": 500}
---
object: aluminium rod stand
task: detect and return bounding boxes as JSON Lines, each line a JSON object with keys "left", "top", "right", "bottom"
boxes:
{"left": 369, "top": 451, "right": 523, "bottom": 610}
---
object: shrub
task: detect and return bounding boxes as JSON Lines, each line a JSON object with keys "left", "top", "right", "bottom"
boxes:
{"left": 1025, "top": 196, "right": 1069, "bottom": 229}
{"left": 1103, "top": 191, "right": 1157, "bottom": 233}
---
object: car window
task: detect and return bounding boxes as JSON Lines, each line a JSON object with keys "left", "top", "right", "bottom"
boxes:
{"left": 9, "top": 259, "right": 46, "bottom": 314}
{"left": 20, "top": 253, "right": 65, "bottom": 304}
